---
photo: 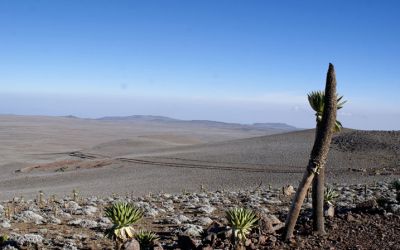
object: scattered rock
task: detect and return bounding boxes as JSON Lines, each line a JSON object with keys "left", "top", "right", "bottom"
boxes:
{"left": 48, "top": 215, "right": 62, "bottom": 224}
{"left": 17, "top": 210, "right": 45, "bottom": 224}
{"left": 0, "top": 181, "right": 398, "bottom": 249}
{"left": 82, "top": 205, "right": 98, "bottom": 216}
{"left": 181, "top": 224, "right": 203, "bottom": 237}
{"left": 66, "top": 201, "right": 81, "bottom": 213}
{"left": 198, "top": 205, "right": 215, "bottom": 214}
{"left": 122, "top": 238, "right": 140, "bottom": 250}
{"left": 0, "top": 219, "right": 11, "bottom": 228}
{"left": 325, "top": 205, "right": 335, "bottom": 217}
{"left": 196, "top": 217, "right": 213, "bottom": 226}
{"left": 390, "top": 204, "right": 400, "bottom": 214}
{"left": 68, "top": 219, "right": 98, "bottom": 229}
{"left": 283, "top": 185, "right": 295, "bottom": 196}
{"left": 14, "top": 233, "right": 44, "bottom": 246}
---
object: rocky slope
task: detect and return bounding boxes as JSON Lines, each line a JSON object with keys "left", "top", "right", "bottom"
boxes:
{"left": 0, "top": 180, "right": 399, "bottom": 249}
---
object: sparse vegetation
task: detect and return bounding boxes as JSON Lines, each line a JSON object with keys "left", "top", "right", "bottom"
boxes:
{"left": 390, "top": 179, "right": 400, "bottom": 190}
{"left": 135, "top": 230, "right": 159, "bottom": 249}
{"left": 72, "top": 189, "right": 79, "bottom": 202}
{"left": 226, "top": 208, "right": 258, "bottom": 245}
{"left": 391, "top": 179, "right": 400, "bottom": 202}
{"left": 308, "top": 91, "right": 346, "bottom": 132}
{"left": 324, "top": 187, "right": 339, "bottom": 206}
{"left": 0, "top": 234, "right": 9, "bottom": 244}
{"left": 104, "top": 202, "right": 144, "bottom": 244}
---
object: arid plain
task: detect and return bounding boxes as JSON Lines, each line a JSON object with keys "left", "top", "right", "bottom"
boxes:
{"left": 0, "top": 115, "right": 398, "bottom": 199}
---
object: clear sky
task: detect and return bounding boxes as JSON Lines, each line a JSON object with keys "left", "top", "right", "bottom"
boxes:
{"left": 1, "top": 0, "right": 399, "bottom": 129}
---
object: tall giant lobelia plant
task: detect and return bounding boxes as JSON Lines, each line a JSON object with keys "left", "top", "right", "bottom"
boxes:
{"left": 308, "top": 91, "right": 345, "bottom": 234}
{"left": 283, "top": 63, "right": 338, "bottom": 240}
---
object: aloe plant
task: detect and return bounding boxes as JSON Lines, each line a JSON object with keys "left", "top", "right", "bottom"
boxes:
{"left": 135, "top": 230, "right": 159, "bottom": 250}
{"left": 324, "top": 187, "right": 339, "bottom": 206}
{"left": 226, "top": 208, "right": 258, "bottom": 245}
{"left": 0, "top": 234, "right": 9, "bottom": 244}
{"left": 104, "top": 202, "right": 144, "bottom": 242}
{"left": 391, "top": 179, "right": 400, "bottom": 202}
{"left": 390, "top": 179, "right": 400, "bottom": 190}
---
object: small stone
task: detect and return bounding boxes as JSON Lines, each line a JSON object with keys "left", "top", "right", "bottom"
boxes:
{"left": 99, "top": 217, "right": 111, "bottom": 224}
{"left": 68, "top": 219, "right": 98, "bottom": 229}
{"left": 196, "top": 217, "right": 213, "bottom": 226}
{"left": 0, "top": 220, "right": 11, "bottom": 228}
{"left": 268, "top": 235, "right": 277, "bottom": 243}
{"left": 198, "top": 205, "right": 215, "bottom": 214}
{"left": 390, "top": 204, "right": 400, "bottom": 214}
{"left": 49, "top": 216, "right": 62, "bottom": 224}
{"left": 177, "top": 214, "right": 191, "bottom": 223}
{"left": 181, "top": 224, "right": 203, "bottom": 237}
{"left": 82, "top": 206, "right": 98, "bottom": 216}
{"left": 324, "top": 205, "right": 335, "bottom": 217}
{"left": 259, "top": 235, "right": 267, "bottom": 245}
{"left": 346, "top": 214, "right": 355, "bottom": 222}
{"left": 66, "top": 201, "right": 81, "bottom": 212}
{"left": 62, "top": 243, "right": 78, "bottom": 250}
{"left": 163, "top": 216, "right": 182, "bottom": 225}
{"left": 283, "top": 185, "right": 295, "bottom": 196}
{"left": 122, "top": 238, "right": 140, "bottom": 250}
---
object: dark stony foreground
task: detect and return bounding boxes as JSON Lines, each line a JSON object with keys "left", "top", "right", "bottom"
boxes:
{"left": 0, "top": 180, "right": 399, "bottom": 250}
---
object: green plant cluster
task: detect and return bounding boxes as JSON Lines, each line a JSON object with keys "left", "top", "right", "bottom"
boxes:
{"left": 104, "top": 202, "right": 144, "bottom": 241}
{"left": 225, "top": 207, "right": 259, "bottom": 244}
{"left": 324, "top": 187, "right": 339, "bottom": 206}
{"left": 135, "top": 230, "right": 160, "bottom": 249}
{"left": 390, "top": 179, "right": 400, "bottom": 191}
{"left": 308, "top": 91, "right": 346, "bottom": 132}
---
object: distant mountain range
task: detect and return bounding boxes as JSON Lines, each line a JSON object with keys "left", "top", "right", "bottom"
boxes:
{"left": 96, "top": 115, "right": 298, "bottom": 132}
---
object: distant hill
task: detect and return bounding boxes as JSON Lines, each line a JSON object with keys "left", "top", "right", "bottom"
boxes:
{"left": 96, "top": 115, "right": 298, "bottom": 132}
{"left": 252, "top": 122, "right": 298, "bottom": 130}
{"left": 97, "top": 115, "right": 178, "bottom": 122}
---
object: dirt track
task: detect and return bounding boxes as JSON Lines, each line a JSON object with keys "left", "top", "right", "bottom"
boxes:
{"left": 0, "top": 115, "right": 399, "bottom": 199}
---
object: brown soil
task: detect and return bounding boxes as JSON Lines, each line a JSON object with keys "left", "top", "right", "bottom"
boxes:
{"left": 273, "top": 212, "right": 400, "bottom": 250}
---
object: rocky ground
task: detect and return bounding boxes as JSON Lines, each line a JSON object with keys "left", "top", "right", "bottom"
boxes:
{"left": 0, "top": 180, "right": 399, "bottom": 250}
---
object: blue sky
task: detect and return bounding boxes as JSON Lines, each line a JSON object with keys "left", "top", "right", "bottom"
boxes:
{"left": 0, "top": 0, "right": 399, "bottom": 129}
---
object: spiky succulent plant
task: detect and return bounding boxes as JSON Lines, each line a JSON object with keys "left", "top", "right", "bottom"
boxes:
{"left": 390, "top": 179, "right": 400, "bottom": 191}
{"left": 308, "top": 91, "right": 346, "bottom": 132}
{"left": 391, "top": 179, "right": 400, "bottom": 202}
{"left": 226, "top": 208, "right": 258, "bottom": 244}
{"left": 135, "top": 230, "right": 159, "bottom": 249}
{"left": 324, "top": 187, "right": 339, "bottom": 206}
{"left": 0, "top": 234, "right": 9, "bottom": 244}
{"left": 104, "top": 202, "right": 144, "bottom": 241}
